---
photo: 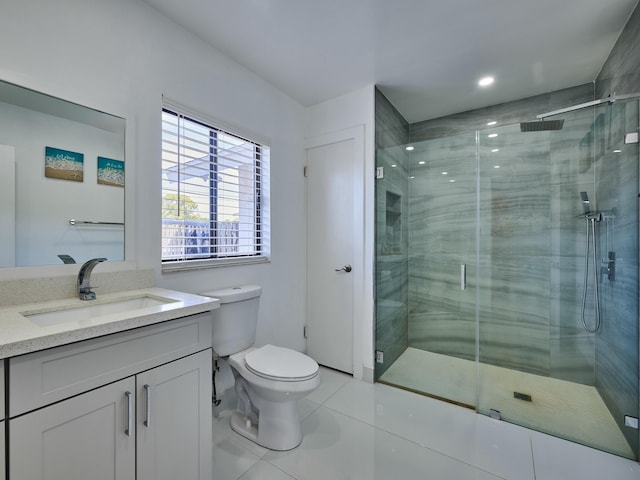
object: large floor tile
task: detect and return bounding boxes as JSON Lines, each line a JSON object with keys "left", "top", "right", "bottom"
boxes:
{"left": 213, "top": 432, "right": 261, "bottom": 480}
{"left": 239, "top": 460, "right": 296, "bottom": 480}
{"left": 305, "top": 367, "right": 351, "bottom": 405}
{"left": 264, "top": 406, "right": 504, "bottom": 480}
{"left": 530, "top": 430, "right": 640, "bottom": 480}
{"left": 324, "top": 381, "right": 535, "bottom": 480}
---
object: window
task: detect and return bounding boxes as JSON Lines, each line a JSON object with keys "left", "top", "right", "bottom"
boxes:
{"left": 161, "top": 104, "right": 270, "bottom": 269}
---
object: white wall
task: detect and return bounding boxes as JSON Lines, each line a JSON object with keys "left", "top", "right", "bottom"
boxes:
{"left": 305, "top": 86, "right": 376, "bottom": 381}
{"left": 0, "top": 146, "right": 15, "bottom": 268}
{"left": 0, "top": 0, "right": 307, "bottom": 351}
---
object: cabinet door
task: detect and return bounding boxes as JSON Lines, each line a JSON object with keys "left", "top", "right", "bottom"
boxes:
{"left": 0, "top": 421, "right": 4, "bottom": 480}
{"left": 137, "top": 349, "right": 212, "bottom": 480}
{"left": 10, "top": 377, "right": 136, "bottom": 480}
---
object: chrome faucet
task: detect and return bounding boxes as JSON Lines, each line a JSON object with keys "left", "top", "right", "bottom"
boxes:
{"left": 77, "top": 258, "right": 107, "bottom": 300}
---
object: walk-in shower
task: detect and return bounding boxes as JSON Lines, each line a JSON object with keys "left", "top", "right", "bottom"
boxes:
{"left": 375, "top": 92, "right": 639, "bottom": 460}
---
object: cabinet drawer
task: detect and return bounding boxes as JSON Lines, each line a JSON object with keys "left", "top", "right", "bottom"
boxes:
{"left": 9, "top": 313, "right": 212, "bottom": 417}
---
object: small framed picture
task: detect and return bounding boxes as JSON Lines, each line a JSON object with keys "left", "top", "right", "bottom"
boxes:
{"left": 45, "top": 146, "right": 84, "bottom": 182}
{"left": 97, "top": 157, "right": 125, "bottom": 187}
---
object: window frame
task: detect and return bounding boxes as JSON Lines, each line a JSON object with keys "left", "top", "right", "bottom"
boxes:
{"left": 160, "top": 99, "right": 270, "bottom": 271}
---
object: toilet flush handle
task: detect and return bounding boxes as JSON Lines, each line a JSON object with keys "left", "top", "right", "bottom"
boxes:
{"left": 335, "top": 265, "right": 352, "bottom": 273}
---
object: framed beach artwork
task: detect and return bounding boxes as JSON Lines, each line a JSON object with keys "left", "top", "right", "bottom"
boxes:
{"left": 44, "top": 146, "right": 84, "bottom": 182}
{"left": 97, "top": 156, "right": 125, "bottom": 187}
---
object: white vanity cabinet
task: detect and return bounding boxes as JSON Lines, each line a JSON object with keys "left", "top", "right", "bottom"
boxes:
{"left": 136, "top": 350, "right": 211, "bottom": 480}
{"left": 7, "top": 313, "right": 213, "bottom": 480}
{"left": 0, "top": 367, "right": 5, "bottom": 480}
{"left": 10, "top": 376, "right": 136, "bottom": 479}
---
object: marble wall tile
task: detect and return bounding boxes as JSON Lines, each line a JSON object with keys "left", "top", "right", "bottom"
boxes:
{"left": 596, "top": 4, "right": 640, "bottom": 99}
{"left": 403, "top": 83, "right": 612, "bottom": 384}
{"left": 410, "top": 84, "right": 594, "bottom": 143}
{"left": 375, "top": 88, "right": 410, "bottom": 378}
{"left": 375, "top": 87, "right": 409, "bottom": 149}
{"left": 409, "top": 312, "right": 475, "bottom": 361}
{"left": 596, "top": 15, "right": 640, "bottom": 455}
{"left": 477, "top": 254, "right": 551, "bottom": 375}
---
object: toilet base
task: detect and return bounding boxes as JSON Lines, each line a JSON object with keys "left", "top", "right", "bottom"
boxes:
{"left": 230, "top": 410, "right": 302, "bottom": 451}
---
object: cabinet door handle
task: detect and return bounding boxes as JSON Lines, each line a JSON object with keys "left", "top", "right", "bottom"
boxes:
{"left": 125, "top": 391, "right": 133, "bottom": 436}
{"left": 144, "top": 384, "right": 151, "bottom": 427}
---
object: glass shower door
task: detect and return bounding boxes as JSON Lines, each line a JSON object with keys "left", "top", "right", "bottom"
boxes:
{"left": 476, "top": 102, "right": 639, "bottom": 460}
{"left": 375, "top": 132, "right": 479, "bottom": 409}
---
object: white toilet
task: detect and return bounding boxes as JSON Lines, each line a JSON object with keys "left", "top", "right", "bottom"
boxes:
{"left": 203, "top": 285, "right": 321, "bottom": 451}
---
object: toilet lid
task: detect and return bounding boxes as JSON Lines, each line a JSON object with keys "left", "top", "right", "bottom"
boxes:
{"left": 245, "top": 344, "right": 319, "bottom": 381}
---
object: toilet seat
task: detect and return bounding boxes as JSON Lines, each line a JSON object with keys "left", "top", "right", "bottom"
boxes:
{"left": 245, "top": 344, "right": 319, "bottom": 382}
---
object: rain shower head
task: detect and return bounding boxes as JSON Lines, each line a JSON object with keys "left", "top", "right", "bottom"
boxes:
{"left": 520, "top": 119, "right": 564, "bottom": 132}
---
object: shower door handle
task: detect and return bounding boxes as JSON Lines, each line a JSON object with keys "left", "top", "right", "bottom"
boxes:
{"left": 461, "top": 264, "right": 466, "bottom": 290}
{"left": 335, "top": 264, "right": 352, "bottom": 273}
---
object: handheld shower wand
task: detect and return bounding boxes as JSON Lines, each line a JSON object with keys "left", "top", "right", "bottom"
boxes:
{"left": 579, "top": 192, "right": 601, "bottom": 333}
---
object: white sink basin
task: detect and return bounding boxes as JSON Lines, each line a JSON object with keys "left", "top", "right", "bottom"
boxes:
{"left": 22, "top": 295, "right": 176, "bottom": 327}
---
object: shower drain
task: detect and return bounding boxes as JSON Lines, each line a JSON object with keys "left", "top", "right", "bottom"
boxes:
{"left": 513, "top": 391, "right": 533, "bottom": 402}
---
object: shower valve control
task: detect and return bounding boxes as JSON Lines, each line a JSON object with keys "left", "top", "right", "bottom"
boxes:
{"left": 601, "top": 251, "right": 615, "bottom": 282}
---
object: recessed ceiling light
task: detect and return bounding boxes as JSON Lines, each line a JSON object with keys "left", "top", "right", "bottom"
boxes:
{"left": 491, "top": 148, "right": 500, "bottom": 153}
{"left": 494, "top": 165, "right": 501, "bottom": 169}
{"left": 418, "top": 161, "right": 426, "bottom": 165}
{"left": 405, "top": 146, "right": 414, "bottom": 151}
{"left": 488, "top": 133, "right": 498, "bottom": 138}
{"left": 409, "top": 176, "right": 415, "bottom": 179}
{"left": 487, "top": 121, "right": 497, "bottom": 126}
{"left": 449, "top": 179, "right": 456, "bottom": 183}
{"left": 478, "top": 76, "right": 495, "bottom": 87}
{"left": 391, "top": 164, "right": 397, "bottom": 168}
{"left": 613, "top": 149, "right": 622, "bottom": 153}
{"left": 442, "top": 171, "right": 448, "bottom": 175}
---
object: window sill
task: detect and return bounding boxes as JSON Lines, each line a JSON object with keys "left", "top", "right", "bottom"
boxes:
{"left": 161, "top": 256, "right": 270, "bottom": 272}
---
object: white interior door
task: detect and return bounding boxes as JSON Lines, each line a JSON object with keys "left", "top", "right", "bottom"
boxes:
{"left": 306, "top": 139, "right": 355, "bottom": 374}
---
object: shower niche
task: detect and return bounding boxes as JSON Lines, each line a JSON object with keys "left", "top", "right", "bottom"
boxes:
{"left": 384, "top": 191, "right": 402, "bottom": 255}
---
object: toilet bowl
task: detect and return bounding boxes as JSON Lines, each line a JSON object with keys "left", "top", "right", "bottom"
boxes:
{"left": 202, "top": 285, "right": 322, "bottom": 451}
{"left": 228, "top": 344, "right": 320, "bottom": 450}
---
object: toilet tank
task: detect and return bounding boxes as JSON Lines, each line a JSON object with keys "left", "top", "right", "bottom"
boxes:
{"left": 201, "top": 285, "right": 262, "bottom": 356}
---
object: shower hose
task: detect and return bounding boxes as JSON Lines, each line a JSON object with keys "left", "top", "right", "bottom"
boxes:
{"left": 580, "top": 216, "right": 601, "bottom": 333}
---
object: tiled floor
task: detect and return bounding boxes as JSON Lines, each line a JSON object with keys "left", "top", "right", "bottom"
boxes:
{"left": 212, "top": 367, "right": 640, "bottom": 480}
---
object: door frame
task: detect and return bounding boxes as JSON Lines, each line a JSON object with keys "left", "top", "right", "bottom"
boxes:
{"left": 305, "top": 125, "right": 366, "bottom": 381}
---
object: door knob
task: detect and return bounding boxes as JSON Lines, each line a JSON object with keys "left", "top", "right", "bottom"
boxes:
{"left": 335, "top": 264, "right": 352, "bottom": 273}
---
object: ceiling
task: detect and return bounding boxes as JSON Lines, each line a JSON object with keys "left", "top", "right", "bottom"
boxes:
{"left": 144, "top": 0, "right": 639, "bottom": 124}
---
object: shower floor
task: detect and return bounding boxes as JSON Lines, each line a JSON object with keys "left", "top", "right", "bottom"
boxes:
{"left": 379, "top": 347, "right": 635, "bottom": 460}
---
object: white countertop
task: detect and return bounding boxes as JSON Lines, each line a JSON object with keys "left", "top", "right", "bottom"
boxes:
{"left": 0, "top": 288, "right": 219, "bottom": 358}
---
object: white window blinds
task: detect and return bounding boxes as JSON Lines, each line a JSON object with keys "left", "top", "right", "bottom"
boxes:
{"left": 161, "top": 106, "right": 270, "bottom": 266}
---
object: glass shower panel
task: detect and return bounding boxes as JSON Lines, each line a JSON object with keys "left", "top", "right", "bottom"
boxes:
{"left": 375, "top": 133, "right": 479, "bottom": 409}
{"left": 375, "top": 142, "right": 410, "bottom": 381}
{"left": 476, "top": 102, "right": 639, "bottom": 460}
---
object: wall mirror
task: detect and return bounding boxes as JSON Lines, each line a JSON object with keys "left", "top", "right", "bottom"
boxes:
{"left": 0, "top": 80, "right": 125, "bottom": 267}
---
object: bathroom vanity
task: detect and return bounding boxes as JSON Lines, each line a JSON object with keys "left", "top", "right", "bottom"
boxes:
{"left": 0, "top": 288, "right": 219, "bottom": 480}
